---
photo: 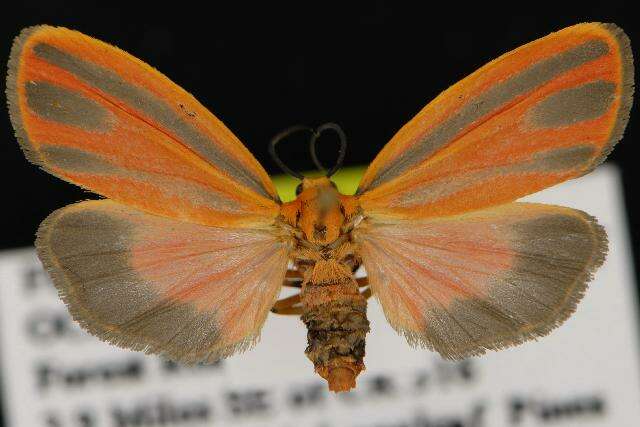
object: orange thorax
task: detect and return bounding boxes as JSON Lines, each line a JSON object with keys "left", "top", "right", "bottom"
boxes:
{"left": 279, "top": 177, "right": 360, "bottom": 245}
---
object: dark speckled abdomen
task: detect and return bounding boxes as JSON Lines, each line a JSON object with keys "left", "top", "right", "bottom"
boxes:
{"left": 300, "top": 270, "right": 370, "bottom": 392}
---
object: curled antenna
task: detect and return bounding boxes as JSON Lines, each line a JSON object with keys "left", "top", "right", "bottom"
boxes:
{"left": 269, "top": 122, "right": 347, "bottom": 179}
{"left": 269, "top": 125, "right": 313, "bottom": 179}
{"left": 309, "top": 122, "right": 347, "bottom": 178}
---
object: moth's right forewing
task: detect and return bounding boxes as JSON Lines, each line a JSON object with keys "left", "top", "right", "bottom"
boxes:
{"left": 356, "top": 23, "right": 633, "bottom": 220}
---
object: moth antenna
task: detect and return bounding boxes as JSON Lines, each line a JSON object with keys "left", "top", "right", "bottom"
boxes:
{"left": 270, "top": 122, "right": 347, "bottom": 179}
{"left": 309, "top": 122, "right": 347, "bottom": 178}
{"left": 269, "top": 125, "right": 312, "bottom": 179}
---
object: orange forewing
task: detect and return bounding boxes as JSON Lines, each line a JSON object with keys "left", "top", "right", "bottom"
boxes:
{"left": 37, "top": 200, "right": 292, "bottom": 363}
{"left": 357, "top": 23, "right": 633, "bottom": 220}
{"left": 8, "top": 26, "right": 279, "bottom": 227}
{"left": 354, "top": 203, "right": 607, "bottom": 359}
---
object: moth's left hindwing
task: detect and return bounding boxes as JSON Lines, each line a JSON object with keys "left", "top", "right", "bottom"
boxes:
{"left": 37, "top": 200, "right": 291, "bottom": 363}
{"left": 7, "top": 26, "right": 293, "bottom": 363}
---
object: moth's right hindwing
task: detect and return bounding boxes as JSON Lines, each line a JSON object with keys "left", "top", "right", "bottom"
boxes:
{"left": 354, "top": 203, "right": 607, "bottom": 360}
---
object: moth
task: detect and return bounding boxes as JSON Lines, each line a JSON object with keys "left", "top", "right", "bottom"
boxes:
{"left": 7, "top": 23, "right": 633, "bottom": 392}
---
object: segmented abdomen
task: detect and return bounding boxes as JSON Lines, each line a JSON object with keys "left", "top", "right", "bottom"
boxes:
{"left": 301, "top": 272, "right": 370, "bottom": 392}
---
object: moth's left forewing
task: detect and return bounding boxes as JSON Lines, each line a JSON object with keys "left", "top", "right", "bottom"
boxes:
{"left": 7, "top": 26, "right": 279, "bottom": 227}
{"left": 353, "top": 203, "right": 606, "bottom": 359}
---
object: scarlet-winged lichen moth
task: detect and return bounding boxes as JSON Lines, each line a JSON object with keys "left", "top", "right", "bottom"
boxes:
{"left": 7, "top": 23, "right": 633, "bottom": 391}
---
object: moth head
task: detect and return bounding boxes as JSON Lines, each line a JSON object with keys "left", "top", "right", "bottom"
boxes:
{"left": 295, "top": 176, "right": 338, "bottom": 197}
{"left": 291, "top": 177, "right": 342, "bottom": 244}
{"left": 270, "top": 122, "right": 348, "bottom": 244}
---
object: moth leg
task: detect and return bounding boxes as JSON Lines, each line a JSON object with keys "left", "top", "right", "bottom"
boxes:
{"left": 282, "top": 280, "right": 302, "bottom": 289}
{"left": 271, "top": 306, "right": 304, "bottom": 315}
{"left": 274, "top": 276, "right": 369, "bottom": 313}
{"left": 271, "top": 292, "right": 303, "bottom": 315}
{"left": 282, "top": 270, "right": 304, "bottom": 289}
{"left": 281, "top": 270, "right": 304, "bottom": 288}
{"left": 356, "top": 277, "right": 372, "bottom": 298}
{"left": 285, "top": 269, "right": 304, "bottom": 279}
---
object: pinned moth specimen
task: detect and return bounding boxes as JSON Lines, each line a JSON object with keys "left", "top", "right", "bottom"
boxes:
{"left": 6, "top": 23, "right": 633, "bottom": 392}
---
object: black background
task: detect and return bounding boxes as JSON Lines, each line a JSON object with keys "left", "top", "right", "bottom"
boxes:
{"left": 0, "top": 1, "right": 638, "bottom": 424}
